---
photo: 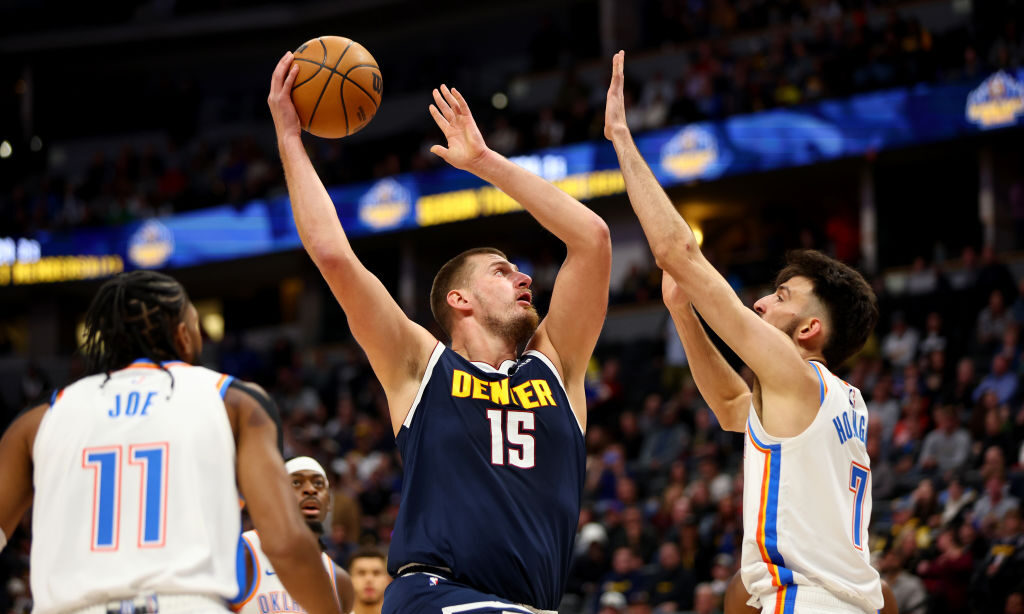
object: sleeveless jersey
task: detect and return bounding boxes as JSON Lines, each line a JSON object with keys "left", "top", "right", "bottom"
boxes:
{"left": 740, "top": 361, "right": 883, "bottom": 613}
{"left": 387, "top": 344, "right": 586, "bottom": 610}
{"left": 31, "top": 360, "right": 241, "bottom": 614}
{"left": 231, "top": 531, "right": 339, "bottom": 614}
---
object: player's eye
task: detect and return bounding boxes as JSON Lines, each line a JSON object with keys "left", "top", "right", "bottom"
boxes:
{"left": 292, "top": 479, "right": 301, "bottom": 487}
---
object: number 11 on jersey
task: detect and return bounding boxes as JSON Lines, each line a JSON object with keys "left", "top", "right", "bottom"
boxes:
{"left": 83, "top": 443, "right": 169, "bottom": 551}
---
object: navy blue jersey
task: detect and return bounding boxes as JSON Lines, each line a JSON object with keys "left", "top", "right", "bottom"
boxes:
{"left": 388, "top": 344, "right": 586, "bottom": 610}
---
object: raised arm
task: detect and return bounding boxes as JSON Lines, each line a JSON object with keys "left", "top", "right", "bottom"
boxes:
{"left": 429, "top": 86, "right": 610, "bottom": 422}
{"left": 604, "top": 52, "right": 816, "bottom": 410}
{"left": 662, "top": 274, "right": 749, "bottom": 432}
{"left": 268, "top": 52, "right": 436, "bottom": 432}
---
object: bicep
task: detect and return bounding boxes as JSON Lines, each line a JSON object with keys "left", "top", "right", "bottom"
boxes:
{"left": 531, "top": 234, "right": 611, "bottom": 382}
{"left": 0, "top": 404, "right": 46, "bottom": 537}
{"left": 318, "top": 257, "right": 437, "bottom": 394}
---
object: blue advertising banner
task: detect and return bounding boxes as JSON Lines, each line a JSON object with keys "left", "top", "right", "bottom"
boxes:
{"left": 6, "top": 69, "right": 1023, "bottom": 284}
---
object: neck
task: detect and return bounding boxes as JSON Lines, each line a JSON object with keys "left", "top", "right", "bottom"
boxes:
{"left": 450, "top": 328, "right": 519, "bottom": 367}
{"left": 352, "top": 601, "right": 383, "bottom": 614}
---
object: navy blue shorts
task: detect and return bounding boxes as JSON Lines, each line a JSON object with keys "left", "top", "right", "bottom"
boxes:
{"left": 382, "top": 573, "right": 539, "bottom": 614}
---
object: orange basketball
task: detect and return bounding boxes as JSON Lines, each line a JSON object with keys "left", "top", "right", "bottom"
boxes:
{"left": 290, "top": 36, "right": 383, "bottom": 139}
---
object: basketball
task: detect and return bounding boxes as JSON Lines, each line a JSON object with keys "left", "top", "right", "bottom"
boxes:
{"left": 290, "top": 35, "right": 382, "bottom": 139}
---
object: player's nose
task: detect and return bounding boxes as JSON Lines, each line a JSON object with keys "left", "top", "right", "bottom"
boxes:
{"left": 515, "top": 272, "right": 532, "bottom": 288}
{"left": 753, "top": 297, "right": 767, "bottom": 315}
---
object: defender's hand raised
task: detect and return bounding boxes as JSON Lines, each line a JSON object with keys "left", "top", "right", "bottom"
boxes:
{"left": 604, "top": 50, "right": 629, "bottom": 142}
{"left": 429, "top": 85, "right": 490, "bottom": 171}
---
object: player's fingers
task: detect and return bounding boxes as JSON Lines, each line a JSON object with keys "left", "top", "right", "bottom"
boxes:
{"left": 433, "top": 88, "right": 455, "bottom": 123}
{"left": 428, "top": 105, "right": 450, "bottom": 131}
{"left": 429, "top": 144, "right": 449, "bottom": 160}
{"left": 440, "top": 84, "right": 461, "bottom": 114}
{"left": 271, "top": 52, "right": 292, "bottom": 92}
{"left": 283, "top": 63, "right": 299, "bottom": 91}
{"left": 450, "top": 87, "right": 471, "bottom": 116}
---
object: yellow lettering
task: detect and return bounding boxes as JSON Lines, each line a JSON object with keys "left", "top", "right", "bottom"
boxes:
{"left": 489, "top": 378, "right": 510, "bottom": 405}
{"left": 532, "top": 379, "right": 556, "bottom": 407}
{"left": 471, "top": 376, "right": 490, "bottom": 400}
{"left": 513, "top": 382, "right": 539, "bottom": 409}
{"left": 452, "top": 370, "right": 471, "bottom": 397}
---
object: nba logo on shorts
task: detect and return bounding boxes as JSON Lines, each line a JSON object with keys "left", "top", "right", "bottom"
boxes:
{"left": 429, "top": 577, "right": 439, "bottom": 586}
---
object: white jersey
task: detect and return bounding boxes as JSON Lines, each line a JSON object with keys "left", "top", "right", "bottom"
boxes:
{"left": 740, "top": 361, "right": 883, "bottom": 613}
{"left": 31, "top": 360, "right": 241, "bottom": 614}
{"left": 232, "top": 531, "right": 339, "bottom": 614}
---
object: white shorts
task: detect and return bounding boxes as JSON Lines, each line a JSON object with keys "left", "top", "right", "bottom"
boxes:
{"left": 754, "top": 585, "right": 872, "bottom": 614}
{"left": 67, "top": 594, "right": 228, "bottom": 614}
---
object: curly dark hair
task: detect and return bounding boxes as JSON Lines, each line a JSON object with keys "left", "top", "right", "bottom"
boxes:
{"left": 81, "top": 270, "right": 191, "bottom": 380}
{"left": 774, "top": 250, "right": 878, "bottom": 366}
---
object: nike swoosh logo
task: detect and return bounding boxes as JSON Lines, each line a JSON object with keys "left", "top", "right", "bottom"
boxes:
{"left": 265, "top": 570, "right": 276, "bottom": 576}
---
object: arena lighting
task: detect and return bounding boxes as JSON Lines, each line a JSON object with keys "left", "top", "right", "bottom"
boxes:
{"left": 491, "top": 92, "right": 508, "bottom": 110}
{"left": 0, "top": 141, "right": 11, "bottom": 159}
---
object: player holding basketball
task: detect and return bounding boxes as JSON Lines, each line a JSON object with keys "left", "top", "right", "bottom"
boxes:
{"left": 232, "top": 456, "right": 354, "bottom": 614}
{"left": 0, "top": 271, "right": 340, "bottom": 614}
{"left": 604, "top": 51, "right": 884, "bottom": 614}
{"left": 268, "top": 51, "right": 610, "bottom": 614}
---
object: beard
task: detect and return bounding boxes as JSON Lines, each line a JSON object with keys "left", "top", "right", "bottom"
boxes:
{"left": 305, "top": 519, "right": 325, "bottom": 536}
{"left": 780, "top": 315, "right": 800, "bottom": 339}
{"left": 481, "top": 304, "right": 540, "bottom": 348}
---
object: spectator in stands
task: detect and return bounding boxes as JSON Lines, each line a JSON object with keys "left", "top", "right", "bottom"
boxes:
{"left": 916, "top": 526, "right": 973, "bottom": 614}
{"left": 973, "top": 508, "right": 1024, "bottom": 614}
{"left": 919, "top": 311, "right": 948, "bottom": 356}
{"left": 869, "top": 375, "right": 901, "bottom": 448}
{"left": 879, "top": 548, "right": 927, "bottom": 614}
{"left": 882, "top": 312, "right": 919, "bottom": 368}
{"left": 973, "top": 475, "right": 1022, "bottom": 526}
{"left": 978, "top": 290, "right": 1016, "bottom": 355}
{"left": 918, "top": 406, "right": 971, "bottom": 475}
{"left": 597, "top": 590, "right": 627, "bottom": 614}
{"left": 940, "top": 475, "right": 977, "bottom": 526}
{"left": 692, "top": 582, "right": 719, "bottom": 614}
{"left": 972, "top": 355, "right": 1019, "bottom": 406}
{"left": 600, "top": 547, "right": 645, "bottom": 605}
{"left": 645, "top": 542, "right": 695, "bottom": 613}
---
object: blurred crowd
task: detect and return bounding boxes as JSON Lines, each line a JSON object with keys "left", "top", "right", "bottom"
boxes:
{"left": 3, "top": 0, "right": 1023, "bottom": 236}
{"left": 5, "top": 243, "right": 1023, "bottom": 614}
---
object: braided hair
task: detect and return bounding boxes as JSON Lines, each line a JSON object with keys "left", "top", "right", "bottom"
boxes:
{"left": 82, "top": 271, "right": 191, "bottom": 386}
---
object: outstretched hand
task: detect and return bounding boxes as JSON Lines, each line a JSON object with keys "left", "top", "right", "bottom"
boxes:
{"left": 604, "top": 50, "right": 629, "bottom": 141}
{"left": 268, "top": 51, "right": 302, "bottom": 142}
{"left": 429, "top": 85, "right": 490, "bottom": 171}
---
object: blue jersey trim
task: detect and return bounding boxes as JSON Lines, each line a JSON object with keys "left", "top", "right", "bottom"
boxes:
{"left": 747, "top": 422, "right": 794, "bottom": 585}
{"left": 810, "top": 361, "right": 825, "bottom": 405}
{"left": 228, "top": 534, "right": 256, "bottom": 606}
{"left": 218, "top": 375, "right": 235, "bottom": 399}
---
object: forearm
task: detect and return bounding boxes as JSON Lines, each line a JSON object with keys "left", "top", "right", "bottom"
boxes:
{"left": 278, "top": 135, "right": 355, "bottom": 267}
{"left": 668, "top": 299, "right": 750, "bottom": 431}
{"left": 470, "top": 150, "right": 607, "bottom": 250}
{"left": 264, "top": 534, "right": 340, "bottom": 614}
{"left": 609, "top": 129, "right": 699, "bottom": 269}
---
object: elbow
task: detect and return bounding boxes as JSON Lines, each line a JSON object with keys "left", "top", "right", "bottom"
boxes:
{"left": 587, "top": 217, "right": 612, "bottom": 256}
{"left": 260, "top": 522, "right": 317, "bottom": 561}
{"left": 651, "top": 238, "right": 697, "bottom": 277}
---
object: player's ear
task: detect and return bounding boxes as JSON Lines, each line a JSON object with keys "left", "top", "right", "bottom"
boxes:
{"left": 173, "top": 320, "right": 193, "bottom": 361}
{"left": 447, "top": 288, "right": 472, "bottom": 314}
{"left": 797, "top": 317, "right": 823, "bottom": 341}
